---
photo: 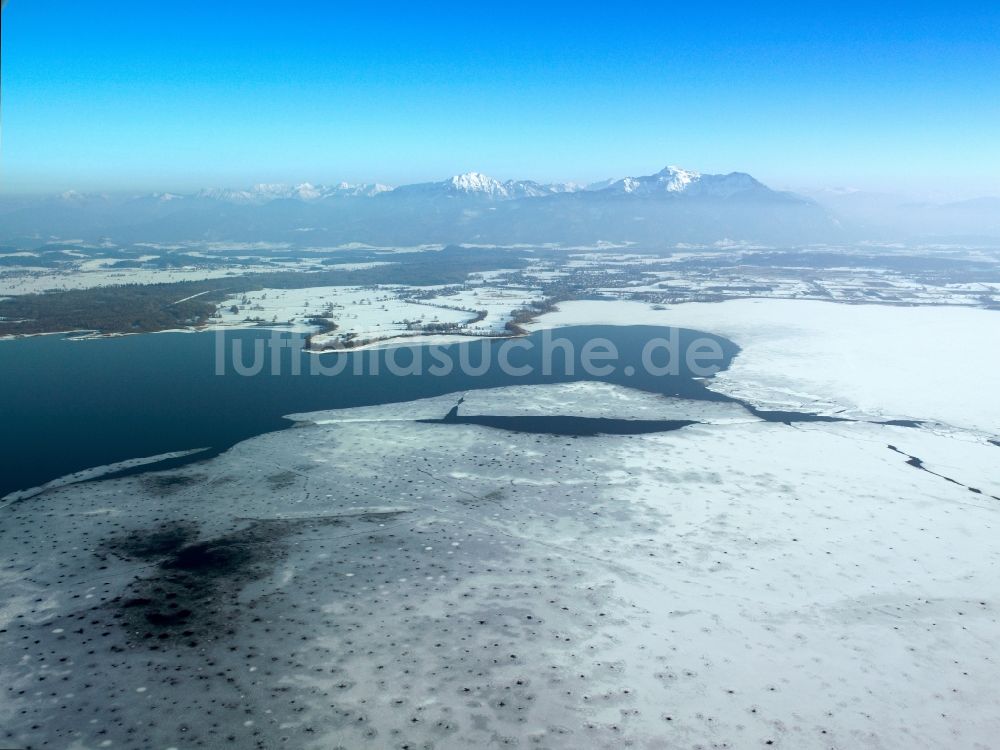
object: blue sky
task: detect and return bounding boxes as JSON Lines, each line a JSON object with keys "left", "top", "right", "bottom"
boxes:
{"left": 2, "top": 1, "right": 998, "bottom": 197}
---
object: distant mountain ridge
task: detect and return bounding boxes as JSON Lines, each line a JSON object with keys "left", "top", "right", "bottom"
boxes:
{"left": 147, "top": 165, "right": 790, "bottom": 204}
{"left": 392, "top": 172, "right": 584, "bottom": 200}
{"left": 195, "top": 181, "right": 392, "bottom": 204}
{"left": 3, "top": 165, "right": 804, "bottom": 208}
{"left": 0, "top": 165, "right": 853, "bottom": 246}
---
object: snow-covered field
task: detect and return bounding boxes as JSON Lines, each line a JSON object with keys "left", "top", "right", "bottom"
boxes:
{"left": 214, "top": 285, "right": 472, "bottom": 338}
{"left": 418, "top": 286, "right": 543, "bottom": 334}
{"left": 213, "top": 284, "right": 545, "bottom": 346}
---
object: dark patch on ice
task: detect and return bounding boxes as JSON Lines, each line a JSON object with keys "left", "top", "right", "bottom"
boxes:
{"left": 735, "top": 404, "right": 921, "bottom": 428}
{"left": 877, "top": 418, "right": 923, "bottom": 428}
{"left": 741, "top": 405, "right": 851, "bottom": 425}
{"left": 140, "top": 472, "right": 206, "bottom": 495}
{"left": 162, "top": 536, "right": 259, "bottom": 575}
{"left": 989, "top": 439, "right": 1000, "bottom": 448}
{"left": 887, "top": 444, "right": 1000, "bottom": 501}
{"left": 103, "top": 520, "right": 198, "bottom": 560}
{"left": 105, "top": 512, "right": 407, "bottom": 647}
{"left": 424, "top": 395, "right": 906, "bottom": 435}
{"left": 424, "top": 405, "right": 697, "bottom": 436}
{"left": 267, "top": 471, "right": 299, "bottom": 490}
{"left": 265, "top": 470, "right": 300, "bottom": 489}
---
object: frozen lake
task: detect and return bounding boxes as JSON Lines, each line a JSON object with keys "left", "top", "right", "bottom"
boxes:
{"left": 2, "top": 300, "right": 998, "bottom": 749}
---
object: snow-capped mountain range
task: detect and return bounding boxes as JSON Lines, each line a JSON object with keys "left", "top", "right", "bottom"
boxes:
{"left": 175, "top": 166, "right": 777, "bottom": 204}
{"left": 17, "top": 166, "right": 786, "bottom": 208}
{"left": 0, "top": 165, "right": 850, "bottom": 247}
{"left": 597, "top": 166, "right": 769, "bottom": 199}
{"left": 196, "top": 181, "right": 392, "bottom": 204}
{"left": 4, "top": 165, "right": 997, "bottom": 245}
{"left": 395, "top": 172, "right": 583, "bottom": 199}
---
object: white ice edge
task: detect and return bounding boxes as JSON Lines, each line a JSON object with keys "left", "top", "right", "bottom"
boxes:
{"left": 1, "top": 448, "right": 211, "bottom": 506}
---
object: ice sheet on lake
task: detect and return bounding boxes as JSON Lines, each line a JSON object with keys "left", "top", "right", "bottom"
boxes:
{"left": 2, "top": 381, "right": 999, "bottom": 749}
{"left": 529, "top": 299, "right": 1000, "bottom": 434}
{"left": 291, "top": 381, "right": 755, "bottom": 424}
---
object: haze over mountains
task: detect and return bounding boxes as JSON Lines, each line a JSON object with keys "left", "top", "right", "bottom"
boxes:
{"left": 1, "top": 165, "right": 997, "bottom": 247}
{"left": 801, "top": 188, "right": 1000, "bottom": 243}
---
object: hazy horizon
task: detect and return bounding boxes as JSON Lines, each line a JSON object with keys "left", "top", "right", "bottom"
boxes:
{"left": 1, "top": 165, "right": 998, "bottom": 206}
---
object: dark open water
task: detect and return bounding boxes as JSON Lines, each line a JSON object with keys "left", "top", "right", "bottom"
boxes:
{"left": 0, "top": 325, "right": 739, "bottom": 497}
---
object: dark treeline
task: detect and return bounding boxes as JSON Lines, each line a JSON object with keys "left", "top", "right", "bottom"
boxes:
{"left": 0, "top": 283, "right": 228, "bottom": 335}
{"left": 0, "top": 246, "right": 537, "bottom": 335}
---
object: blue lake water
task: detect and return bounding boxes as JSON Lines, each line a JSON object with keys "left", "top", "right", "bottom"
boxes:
{"left": 0, "top": 326, "right": 740, "bottom": 497}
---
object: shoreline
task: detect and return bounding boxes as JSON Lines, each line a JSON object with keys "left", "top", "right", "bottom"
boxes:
{"left": 3, "top": 292, "right": 998, "bottom": 346}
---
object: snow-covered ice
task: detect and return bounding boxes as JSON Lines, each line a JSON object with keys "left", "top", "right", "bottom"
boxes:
{"left": 2, "top": 368, "right": 1000, "bottom": 747}
{"left": 529, "top": 299, "right": 1000, "bottom": 433}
